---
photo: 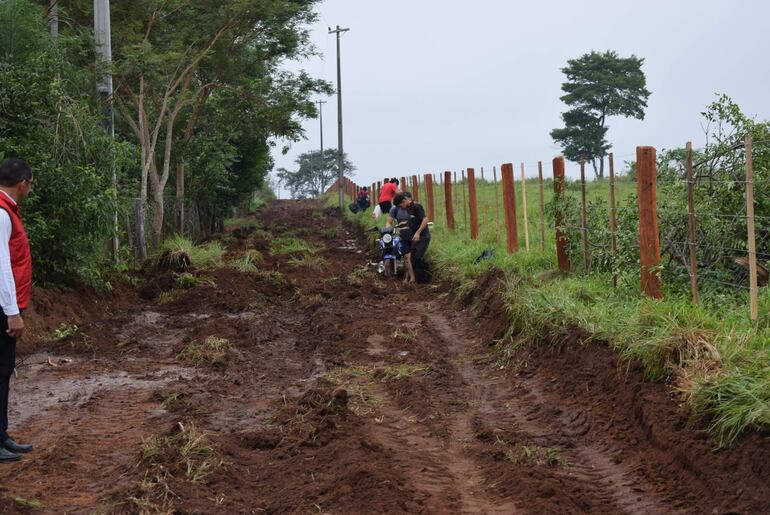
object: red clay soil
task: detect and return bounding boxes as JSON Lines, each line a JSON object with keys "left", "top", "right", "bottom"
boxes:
{"left": 0, "top": 199, "right": 768, "bottom": 514}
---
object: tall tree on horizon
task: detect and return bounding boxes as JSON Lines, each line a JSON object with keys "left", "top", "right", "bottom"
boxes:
{"left": 551, "top": 50, "right": 651, "bottom": 179}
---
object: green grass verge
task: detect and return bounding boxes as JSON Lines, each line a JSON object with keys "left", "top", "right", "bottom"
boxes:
{"left": 334, "top": 177, "right": 770, "bottom": 447}
{"left": 160, "top": 235, "right": 225, "bottom": 269}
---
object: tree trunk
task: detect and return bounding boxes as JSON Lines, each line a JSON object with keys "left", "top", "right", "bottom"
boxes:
{"left": 152, "top": 188, "right": 165, "bottom": 246}
{"left": 176, "top": 162, "right": 185, "bottom": 233}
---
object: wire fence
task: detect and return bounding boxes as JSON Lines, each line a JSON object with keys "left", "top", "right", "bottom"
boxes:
{"left": 329, "top": 136, "right": 768, "bottom": 320}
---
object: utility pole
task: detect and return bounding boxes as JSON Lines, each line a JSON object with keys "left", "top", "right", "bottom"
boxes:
{"left": 94, "top": 0, "right": 119, "bottom": 259}
{"left": 317, "top": 99, "right": 327, "bottom": 191}
{"left": 328, "top": 25, "right": 349, "bottom": 210}
{"left": 49, "top": 1, "right": 59, "bottom": 39}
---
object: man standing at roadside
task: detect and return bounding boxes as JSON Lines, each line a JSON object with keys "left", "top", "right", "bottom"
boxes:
{"left": 0, "top": 159, "right": 34, "bottom": 462}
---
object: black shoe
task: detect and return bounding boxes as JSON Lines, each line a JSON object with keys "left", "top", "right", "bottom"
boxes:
{"left": 0, "top": 447, "right": 20, "bottom": 461}
{"left": 3, "top": 437, "right": 32, "bottom": 454}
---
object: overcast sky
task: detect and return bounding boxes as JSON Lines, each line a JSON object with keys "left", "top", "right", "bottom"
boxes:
{"left": 271, "top": 0, "right": 770, "bottom": 195}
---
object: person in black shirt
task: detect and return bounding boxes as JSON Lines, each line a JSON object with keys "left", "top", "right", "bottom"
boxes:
{"left": 392, "top": 193, "right": 431, "bottom": 283}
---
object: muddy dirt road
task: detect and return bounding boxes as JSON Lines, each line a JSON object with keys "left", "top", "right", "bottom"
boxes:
{"left": 0, "top": 199, "right": 769, "bottom": 513}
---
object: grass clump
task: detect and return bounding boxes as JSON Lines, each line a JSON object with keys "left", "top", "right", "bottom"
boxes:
{"left": 271, "top": 236, "right": 316, "bottom": 256}
{"left": 130, "top": 421, "right": 219, "bottom": 509}
{"left": 504, "top": 442, "right": 567, "bottom": 467}
{"left": 12, "top": 497, "right": 44, "bottom": 509}
{"left": 288, "top": 254, "right": 327, "bottom": 271}
{"left": 229, "top": 250, "right": 263, "bottom": 273}
{"left": 159, "top": 235, "right": 225, "bottom": 270}
{"left": 177, "top": 336, "right": 231, "bottom": 366}
{"left": 393, "top": 327, "right": 420, "bottom": 343}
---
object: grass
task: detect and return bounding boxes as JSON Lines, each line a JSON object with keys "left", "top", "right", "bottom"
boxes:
{"left": 270, "top": 236, "right": 317, "bottom": 256}
{"left": 504, "top": 441, "right": 567, "bottom": 467}
{"left": 12, "top": 497, "right": 44, "bottom": 509}
{"left": 325, "top": 364, "right": 428, "bottom": 383}
{"left": 229, "top": 249, "right": 263, "bottom": 273}
{"left": 130, "top": 421, "right": 219, "bottom": 510}
{"left": 177, "top": 336, "right": 231, "bottom": 365}
{"left": 160, "top": 235, "right": 225, "bottom": 269}
{"left": 340, "top": 175, "right": 770, "bottom": 447}
{"left": 393, "top": 327, "right": 420, "bottom": 343}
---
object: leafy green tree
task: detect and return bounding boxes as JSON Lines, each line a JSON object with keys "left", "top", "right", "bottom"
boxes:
{"left": 277, "top": 149, "right": 355, "bottom": 198}
{"left": 551, "top": 50, "right": 651, "bottom": 178}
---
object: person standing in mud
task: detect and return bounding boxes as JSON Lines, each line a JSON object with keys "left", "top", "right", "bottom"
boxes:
{"left": 0, "top": 159, "right": 34, "bottom": 462}
{"left": 390, "top": 193, "right": 431, "bottom": 284}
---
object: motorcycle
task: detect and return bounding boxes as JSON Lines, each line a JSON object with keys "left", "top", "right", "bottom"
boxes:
{"left": 370, "top": 226, "right": 405, "bottom": 277}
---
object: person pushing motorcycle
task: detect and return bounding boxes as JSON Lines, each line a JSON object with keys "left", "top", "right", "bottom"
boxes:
{"left": 386, "top": 193, "right": 431, "bottom": 283}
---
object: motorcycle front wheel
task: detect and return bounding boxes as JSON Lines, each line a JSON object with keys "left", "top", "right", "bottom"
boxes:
{"left": 383, "top": 258, "right": 396, "bottom": 278}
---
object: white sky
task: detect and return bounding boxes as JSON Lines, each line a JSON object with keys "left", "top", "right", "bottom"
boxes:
{"left": 271, "top": 0, "right": 770, "bottom": 195}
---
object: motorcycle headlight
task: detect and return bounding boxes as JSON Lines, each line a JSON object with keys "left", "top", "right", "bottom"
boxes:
{"left": 382, "top": 233, "right": 393, "bottom": 244}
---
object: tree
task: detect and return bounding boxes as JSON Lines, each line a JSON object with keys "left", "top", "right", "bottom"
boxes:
{"left": 551, "top": 50, "right": 651, "bottom": 179}
{"left": 103, "top": 0, "right": 326, "bottom": 244}
{"left": 277, "top": 149, "right": 354, "bottom": 198}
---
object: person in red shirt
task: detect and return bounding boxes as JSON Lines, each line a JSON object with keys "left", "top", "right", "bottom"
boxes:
{"left": 377, "top": 178, "right": 398, "bottom": 214}
{"left": 0, "top": 159, "right": 34, "bottom": 462}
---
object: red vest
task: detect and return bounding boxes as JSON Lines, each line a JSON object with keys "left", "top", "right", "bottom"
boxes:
{"left": 0, "top": 193, "right": 32, "bottom": 310}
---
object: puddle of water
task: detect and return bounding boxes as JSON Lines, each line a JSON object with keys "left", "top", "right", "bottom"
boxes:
{"left": 9, "top": 357, "right": 197, "bottom": 428}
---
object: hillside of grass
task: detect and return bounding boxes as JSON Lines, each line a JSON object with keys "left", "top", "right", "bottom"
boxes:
{"left": 341, "top": 175, "right": 770, "bottom": 447}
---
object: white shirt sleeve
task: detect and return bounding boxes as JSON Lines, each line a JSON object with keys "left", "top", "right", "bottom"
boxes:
{"left": 0, "top": 209, "right": 19, "bottom": 316}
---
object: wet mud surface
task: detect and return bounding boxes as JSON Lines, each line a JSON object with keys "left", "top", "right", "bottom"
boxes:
{"left": 0, "top": 199, "right": 769, "bottom": 513}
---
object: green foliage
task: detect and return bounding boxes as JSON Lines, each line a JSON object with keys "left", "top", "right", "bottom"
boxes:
{"left": 270, "top": 236, "right": 316, "bottom": 256}
{"left": 0, "top": 0, "right": 134, "bottom": 286}
{"left": 551, "top": 50, "right": 651, "bottom": 178}
{"left": 160, "top": 236, "right": 224, "bottom": 269}
{"left": 277, "top": 148, "right": 356, "bottom": 198}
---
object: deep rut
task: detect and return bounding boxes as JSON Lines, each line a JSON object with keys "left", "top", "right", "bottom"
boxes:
{"left": 3, "top": 200, "right": 770, "bottom": 513}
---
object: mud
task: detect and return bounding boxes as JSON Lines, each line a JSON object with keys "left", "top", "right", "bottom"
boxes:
{"left": 0, "top": 199, "right": 768, "bottom": 513}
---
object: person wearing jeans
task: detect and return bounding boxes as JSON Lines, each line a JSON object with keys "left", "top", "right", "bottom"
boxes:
{"left": 0, "top": 159, "right": 35, "bottom": 462}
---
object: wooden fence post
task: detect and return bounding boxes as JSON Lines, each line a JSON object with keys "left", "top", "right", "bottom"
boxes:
{"left": 538, "top": 161, "right": 545, "bottom": 251}
{"left": 461, "top": 170, "right": 468, "bottom": 232}
{"left": 444, "top": 171, "right": 455, "bottom": 229}
{"left": 580, "top": 159, "right": 589, "bottom": 272}
{"left": 553, "top": 156, "right": 570, "bottom": 272}
{"left": 637, "top": 146, "right": 662, "bottom": 299}
{"left": 521, "top": 163, "right": 530, "bottom": 251}
{"left": 467, "top": 168, "right": 479, "bottom": 240}
{"left": 412, "top": 175, "right": 419, "bottom": 202}
{"left": 481, "top": 167, "right": 485, "bottom": 181}
{"left": 493, "top": 166, "right": 501, "bottom": 243}
{"left": 453, "top": 171, "right": 459, "bottom": 230}
{"left": 609, "top": 153, "right": 618, "bottom": 288}
{"left": 683, "top": 144, "right": 698, "bottom": 303}
{"left": 501, "top": 163, "right": 519, "bottom": 254}
{"left": 424, "top": 173, "right": 435, "bottom": 223}
{"left": 745, "top": 136, "right": 758, "bottom": 320}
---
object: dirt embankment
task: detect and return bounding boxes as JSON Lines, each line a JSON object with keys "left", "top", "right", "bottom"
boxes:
{"left": 0, "top": 199, "right": 768, "bottom": 514}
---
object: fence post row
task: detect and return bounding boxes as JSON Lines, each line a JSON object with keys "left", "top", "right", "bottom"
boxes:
{"left": 500, "top": 163, "right": 519, "bottom": 254}
{"left": 745, "top": 135, "right": 759, "bottom": 320}
{"left": 424, "top": 173, "right": 435, "bottom": 223}
{"left": 552, "top": 156, "right": 570, "bottom": 272}
{"left": 637, "top": 146, "right": 663, "bottom": 299}
{"left": 467, "top": 168, "right": 479, "bottom": 240}
{"left": 443, "top": 171, "right": 455, "bottom": 229}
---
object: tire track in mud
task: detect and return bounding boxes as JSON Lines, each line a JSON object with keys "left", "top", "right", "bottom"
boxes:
{"left": 3, "top": 200, "right": 770, "bottom": 513}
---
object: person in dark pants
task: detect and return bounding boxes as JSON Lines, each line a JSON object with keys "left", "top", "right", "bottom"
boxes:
{"left": 392, "top": 193, "right": 432, "bottom": 283}
{"left": 0, "top": 159, "right": 35, "bottom": 462}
